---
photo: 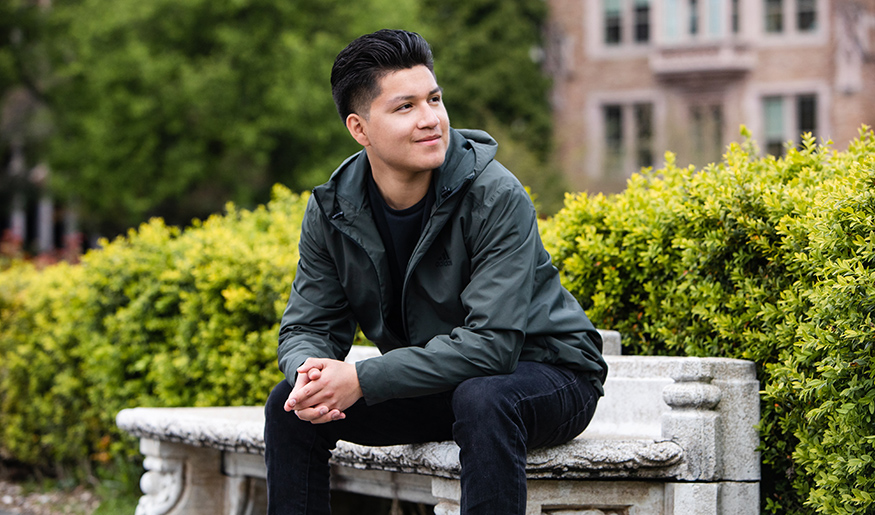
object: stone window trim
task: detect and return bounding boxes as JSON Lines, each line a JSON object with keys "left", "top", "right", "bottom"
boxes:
{"left": 588, "top": 0, "right": 654, "bottom": 59}
{"left": 586, "top": 0, "right": 830, "bottom": 59}
{"left": 587, "top": 90, "right": 667, "bottom": 182}
{"left": 755, "top": 0, "right": 830, "bottom": 46}
{"left": 746, "top": 80, "right": 831, "bottom": 155}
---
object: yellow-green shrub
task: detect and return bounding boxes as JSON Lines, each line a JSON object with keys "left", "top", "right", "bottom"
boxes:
{"left": 0, "top": 185, "right": 305, "bottom": 476}
{"left": 541, "top": 127, "right": 875, "bottom": 514}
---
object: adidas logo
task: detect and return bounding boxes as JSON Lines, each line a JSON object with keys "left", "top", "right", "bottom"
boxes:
{"left": 435, "top": 249, "right": 452, "bottom": 267}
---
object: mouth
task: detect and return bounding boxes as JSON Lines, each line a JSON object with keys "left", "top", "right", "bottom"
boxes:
{"left": 416, "top": 134, "right": 442, "bottom": 144}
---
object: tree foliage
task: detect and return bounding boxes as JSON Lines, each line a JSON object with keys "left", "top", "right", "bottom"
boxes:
{"left": 32, "top": 0, "right": 557, "bottom": 235}
{"left": 422, "top": 0, "right": 552, "bottom": 158}
{"left": 1, "top": 0, "right": 49, "bottom": 221}
{"left": 43, "top": 0, "right": 423, "bottom": 233}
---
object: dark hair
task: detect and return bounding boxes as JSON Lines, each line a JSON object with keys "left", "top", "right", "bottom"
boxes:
{"left": 331, "top": 29, "right": 435, "bottom": 121}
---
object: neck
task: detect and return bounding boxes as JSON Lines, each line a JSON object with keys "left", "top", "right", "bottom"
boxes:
{"left": 370, "top": 167, "right": 433, "bottom": 210}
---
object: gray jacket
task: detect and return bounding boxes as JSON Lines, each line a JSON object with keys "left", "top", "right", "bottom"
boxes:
{"left": 278, "top": 128, "right": 607, "bottom": 405}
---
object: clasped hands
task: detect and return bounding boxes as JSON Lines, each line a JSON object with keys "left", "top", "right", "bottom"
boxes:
{"left": 284, "top": 358, "right": 363, "bottom": 424}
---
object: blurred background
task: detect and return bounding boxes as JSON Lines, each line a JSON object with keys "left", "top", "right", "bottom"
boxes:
{"left": 2, "top": 0, "right": 874, "bottom": 261}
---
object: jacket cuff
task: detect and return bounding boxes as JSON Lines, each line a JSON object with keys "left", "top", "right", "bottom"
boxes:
{"left": 356, "top": 357, "right": 394, "bottom": 405}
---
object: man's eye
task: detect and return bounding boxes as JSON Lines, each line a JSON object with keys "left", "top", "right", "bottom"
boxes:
{"left": 430, "top": 96, "right": 442, "bottom": 103}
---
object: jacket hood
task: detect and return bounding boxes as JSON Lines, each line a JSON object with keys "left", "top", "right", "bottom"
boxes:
{"left": 312, "top": 128, "right": 498, "bottom": 219}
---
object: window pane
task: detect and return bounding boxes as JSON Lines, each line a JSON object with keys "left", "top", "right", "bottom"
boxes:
{"left": 709, "top": 0, "right": 723, "bottom": 35}
{"left": 712, "top": 105, "right": 724, "bottom": 149}
{"left": 605, "top": 0, "right": 623, "bottom": 45}
{"left": 797, "top": 0, "right": 817, "bottom": 31}
{"left": 732, "top": 0, "right": 741, "bottom": 33}
{"left": 634, "top": 103, "right": 654, "bottom": 168}
{"left": 692, "top": 106, "right": 704, "bottom": 156}
{"left": 691, "top": 104, "right": 723, "bottom": 164}
{"left": 635, "top": 0, "right": 651, "bottom": 42}
{"left": 665, "top": 0, "right": 681, "bottom": 40}
{"left": 690, "top": 0, "right": 699, "bottom": 35}
{"left": 604, "top": 105, "right": 624, "bottom": 173}
{"left": 797, "top": 95, "right": 817, "bottom": 136}
{"left": 765, "top": 0, "right": 783, "bottom": 33}
{"left": 764, "top": 96, "right": 784, "bottom": 156}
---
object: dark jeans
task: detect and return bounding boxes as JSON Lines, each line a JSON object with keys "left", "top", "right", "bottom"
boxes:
{"left": 264, "top": 361, "right": 599, "bottom": 515}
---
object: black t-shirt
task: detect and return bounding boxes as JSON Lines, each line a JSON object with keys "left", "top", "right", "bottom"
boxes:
{"left": 367, "top": 173, "right": 436, "bottom": 342}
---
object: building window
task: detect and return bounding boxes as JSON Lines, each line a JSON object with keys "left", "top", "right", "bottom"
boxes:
{"left": 664, "top": 0, "right": 730, "bottom": 41}
{"left": 765, "top": 0, "right": 784, "bottom": 33}
{"left": 604, "top": 105, "right": 624, "bottom": 173}
{"left": 634, "top": 103, "right": 654, "bottom": 168}
{"left": 602, "top": 0, "right": 651, "bottom": 47}
{"left": 797, "top": 0, "right": 817, "bottom": 31}
{"left": 762, "top": 94, "right": 818, "bottom": 156}
{"left": 797, "top": 95, "right": 817, "bottom": 136}
{"left": 732, "top": 0, "right": 740, "bottom": 33}
{"left": 602, "top": 102, "right": 655, "bottom": 176}
{"left": 691, "top": 104, "right": 724, "bottom": 165}
{"left": 708, "top": 0, "right": 724, "bottom": 36}
{"left": 764, "top": 96, "right": 785, "bottom": 155}
{"left": 634, "top": 0, "right": 651, "bottom": 42}
{"left": 689, "top": 0, "right": 700, "bottom": 35}
{"left": 605, "top": 0, "right": 623, "bottom": 45}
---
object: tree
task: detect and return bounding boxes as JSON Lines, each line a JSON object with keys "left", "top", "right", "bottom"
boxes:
{"left": 44, "top": 0, "right": 423, "bottom": 234}
{"left": 1, "top": 0, "right": 52, "bottom": 248}
{"left": 422, "top": 0, "right": 567, "bottom": 213}
{"left": 422, "top": 0, "right": 553, "bottom": 159}
{"left": 42, "top": 0, "right": 561, "bottom": 235}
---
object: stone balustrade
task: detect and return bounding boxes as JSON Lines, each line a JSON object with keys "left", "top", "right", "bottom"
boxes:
{"left": 116, "top": 330, "right": 760, "bottom": 515}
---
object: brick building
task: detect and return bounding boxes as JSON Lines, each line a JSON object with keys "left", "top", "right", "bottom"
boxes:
{"left": 546, "top": 0, "right": 875, "bottom": 193}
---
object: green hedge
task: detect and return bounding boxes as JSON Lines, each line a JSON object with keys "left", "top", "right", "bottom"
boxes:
{"left": 2, "top": 130, "right": 874, "bottom": 513}
{"left": 541, "top": 127, "right": 875, "bottom": 514}
{"left": 0, "top": 185, "right": 305, "bottom": 476}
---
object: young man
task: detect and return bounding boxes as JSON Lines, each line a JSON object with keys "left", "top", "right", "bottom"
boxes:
{"left": 264, "top": 29, "right": 608, "bottom": 514}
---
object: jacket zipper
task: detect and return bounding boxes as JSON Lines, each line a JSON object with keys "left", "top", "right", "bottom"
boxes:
{"left": 399, "top": 172, "right": 476, "bottom": 341}
{"left": 313, "top": 195, "right": 406, "bottom": 349}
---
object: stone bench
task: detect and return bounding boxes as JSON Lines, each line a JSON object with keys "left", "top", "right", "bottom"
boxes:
{"left": 116, "top": 331, "right": 760, "bottom": 515}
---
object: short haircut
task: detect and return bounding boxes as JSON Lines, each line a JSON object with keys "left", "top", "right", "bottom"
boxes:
{"left": 331, "top": 29, "right": 435, "bottom": 121}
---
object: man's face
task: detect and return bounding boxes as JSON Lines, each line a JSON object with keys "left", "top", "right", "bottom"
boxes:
{"left": 346, "top": 65, "right": 450, "bottom": 179}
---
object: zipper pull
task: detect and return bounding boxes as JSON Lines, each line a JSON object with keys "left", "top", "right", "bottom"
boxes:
{"left": 331, "top": 211, "right": 344, "bottom": 220}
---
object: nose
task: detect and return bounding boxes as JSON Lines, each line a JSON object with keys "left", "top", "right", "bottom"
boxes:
{"left": 418, "top": 105, "right": 440, "bottom": 129}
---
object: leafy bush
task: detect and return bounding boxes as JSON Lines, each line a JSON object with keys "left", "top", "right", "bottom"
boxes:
{"left": 541, "top": 127, "right": 875, "bottom": 514}
{"left": 0, "top": 185, "right": 305, "bottom": 477}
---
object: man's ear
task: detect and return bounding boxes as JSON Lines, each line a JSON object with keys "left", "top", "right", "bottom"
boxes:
{"left": 346, "top": 113, "right": 370, "bottom": 147}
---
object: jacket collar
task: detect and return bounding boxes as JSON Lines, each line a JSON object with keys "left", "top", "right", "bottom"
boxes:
{"left": 312, "top": 128, "right": 498, "bottom": 222}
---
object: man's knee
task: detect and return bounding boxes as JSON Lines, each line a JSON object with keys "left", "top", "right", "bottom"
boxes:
{"left": 452, "top": 374, "right": 516, "bottom": 418}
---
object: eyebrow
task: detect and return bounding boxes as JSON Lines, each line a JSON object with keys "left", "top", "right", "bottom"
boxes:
{"left": 386, "top": 87, "right": 443, "bottom": 105}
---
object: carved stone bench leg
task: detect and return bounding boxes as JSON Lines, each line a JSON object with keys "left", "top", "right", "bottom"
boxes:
{"left": 136, "top": 439, "right": 228, "bottom": 515}
{"left": 431, "top": 478, "right": 460, "bottom": 515}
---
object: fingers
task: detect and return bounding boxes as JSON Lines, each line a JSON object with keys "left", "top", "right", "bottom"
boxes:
{"left": 286, "top": 371, "right": 311, "bottom": 412}
{"left": 286, "top": 359, "right": 327, "bottom": 411}
{"left": 297, "top": 358, "right": 327, "bottom": 375}
{"left": 284, "top": 357, "right": 360, "bottom": 423}
{"left": 294, "top": 406, "right": 346, "bottom": 424}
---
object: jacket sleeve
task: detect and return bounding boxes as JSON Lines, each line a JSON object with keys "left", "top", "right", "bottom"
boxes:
{"left": 355, "top": 176, "right": 540, "bottom": 404}
{"left": 277, "top": 196, "right": 357, "bottom": 385}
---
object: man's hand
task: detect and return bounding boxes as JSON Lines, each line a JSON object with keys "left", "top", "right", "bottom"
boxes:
{"left": 284, "top": 358, "right": 363, "bottom": 424}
